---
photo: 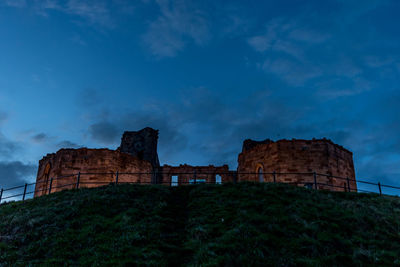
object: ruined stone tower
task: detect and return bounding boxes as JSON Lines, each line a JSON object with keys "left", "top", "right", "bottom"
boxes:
{"left": 237, "top": 138, "right": 356, "bottom": 192}
{"left": 32, "top": 127, "right": 358, "bottom": 198}
{"left": 118, "top": 127, "right": 160, "bottom": 170}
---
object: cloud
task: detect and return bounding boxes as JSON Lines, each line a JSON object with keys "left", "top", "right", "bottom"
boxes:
{"left": 247, "top": 18, "right": 327, "bottom": 59}
{"left": 86, "top": 110, "right": 188, "bottom": 158}
{"left": 315, "top": 77, "right": 372, "bottom": 99}
{"left": 83, "top": 88, "right": 310, "bottom": 166}
{"left": 78, "top": 85, "right": 400, "bottom": 192}
{"left": 3, "top": 0, "right": 26, "bottom": 8}
{"left": 262, "top": 58, "right": 322, "bottom": 86}
{"left": 0, "top": 161, "right": 36, "bottom": 190}
{"left": 246, "top": 14, "right": 388, "bottom": 97}
{"left": 0, "top": 129, "right": 36, "bottom": 191}
{"left": 142, "top": 0, "right": 211, "bottom": 57}
{"left": 64, "top": 0, "right": 112, "bottom": 27}
{"left": 31, "top": 133, "right": 49, "bottom": 143}
{"left": 88, "top": 121, "right": 120, "bottom": 144}
{"left": 56, "top": 140, "right": 81, "bottom": 149}
{"left": 5, "top": 0, "right": 117, "bottom": 28}
{"left": 247, "top": 35, "right": 272, "bottom": 53}
{"left": 247, "top": 18, "right": 330, "bottom": 86}
{"left": 288, "top": 28, "right": 330, "bottom": 44}
{"left": 0, "top": 132, "right": 20, "bottom": 161}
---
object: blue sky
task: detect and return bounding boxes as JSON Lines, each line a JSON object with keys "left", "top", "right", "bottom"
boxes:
{"left": 1, "top": 0, "right": 400, "bottom": 192}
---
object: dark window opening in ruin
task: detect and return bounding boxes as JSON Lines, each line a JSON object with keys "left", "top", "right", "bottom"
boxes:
{"left": 189, "top": 179, "right": 206, "bottom": 184}
{"left": 258, "top": 167, "right": 264, "bottom": 182}
{"left": 216, "top": 175, "right": 222, "bottom": 184}
{"left": 304, "top": 183, "right": 313, "bottom": 189}
{"left": 137, "top": 151, "right": 144, "bottom": 160}
{"left": 171, "top": 175, "right": 178, "bottom": 186}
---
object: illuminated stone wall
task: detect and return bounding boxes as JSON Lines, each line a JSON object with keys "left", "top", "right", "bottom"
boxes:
{"left": 237, "top": 138, "right": 356, "bottom": 192}
{"left": 161, "top": 164, "right": 234, "bottom": 185}
{"left": 33, "top": 127, "right": 357, "bottom": 197}
{"left": 34, "top": 148, "right": 153, "bottom": 197}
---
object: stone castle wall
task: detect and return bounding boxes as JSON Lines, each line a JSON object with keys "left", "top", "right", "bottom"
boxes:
{"left": 34, "top": 148, "right": 152, "bottom": 197}
{"left": 32, "top": 127, "right": 357, "bottom": 197}
{"left": 118, "top": 127, "right": 160, "bottom": 169}
{"left": 237, "top": 138, "right": 356, "bottom": 192}
{"left": 160, "top": 164, "right": 234, "bottom": 185}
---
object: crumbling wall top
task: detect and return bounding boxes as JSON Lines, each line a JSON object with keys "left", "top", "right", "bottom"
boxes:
{"left": 241, "top": 138, "right": 352, "bottom": 155}
{"left": 118, "top": 127, "right": 160, "bottom": 168}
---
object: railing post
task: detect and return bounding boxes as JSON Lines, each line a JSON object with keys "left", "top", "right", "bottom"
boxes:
{"left": 115, "top": 171, "right": 119, "bottom": 185}
{"left": 22, "top": 183, "right": 27, "bottom": 202}
{"left": 0, "top": 188, "right": 3, "bottom": 204}
{"left": 346, "top": 177, "right": 351, "bottom": 192}
{"left": 313, "top": 172, "right": 317, "bottom": 190}
{"left": 76, "top": 172, "right": 81, "bottom": 189}
{"left": 273, "top": 171, "right": 276, "bottom": 183}
{"left": 378, "top": 182, "right": 382, "bottom": 196}
{"left": 48, "top": 178, "right": 54, "bottom": 194}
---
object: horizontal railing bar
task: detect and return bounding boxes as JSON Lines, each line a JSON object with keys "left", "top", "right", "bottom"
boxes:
{"left": 380, "top": 184, "right": 400, "bottom": 190}
{"left": 357, "top": 180, "right": 378, "bottom": 186}
{"left": 357, "top": 188, "right": 376, "bottom": 194}
{"left": 1, "top": 192, "right": 26, "bottom": 200}
{"left": 78, "top": 172, "right": 115, "bottom": 175}
{"left": 80, "top": 182, "right": 111, "bottom": 185}
{"left": 1, "top": 171, "right": 399, "bottom": 199}
{"left": 275, "top": 172, "right": 314, "bottom": 175}
{"left": 49, "top": 183, "right": 76, "bottom": 190}
{"left": 0, "top": 180, "right": 392, "bottom": 205}
{"left": 2, "top": 184, "right": 26, "bottom": 192}
{"left": 317, "top": 174, "right": 357, "bottom": 183}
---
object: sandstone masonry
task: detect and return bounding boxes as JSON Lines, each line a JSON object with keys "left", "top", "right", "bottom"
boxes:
{"left": 34, "top": 128, "right": 357, "bottom": 197}
{"left": 237, "top": 138, "right": 356, "bottom": 191}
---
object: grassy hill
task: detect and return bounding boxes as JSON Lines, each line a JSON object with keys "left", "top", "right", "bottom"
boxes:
{"left": 1, "top": 183, "right": 400, "bottom": 266}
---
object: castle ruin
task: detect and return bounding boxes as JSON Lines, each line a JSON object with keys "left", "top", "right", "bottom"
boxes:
{"left": 34, "top": 127, "right": 356, "bottom": 197}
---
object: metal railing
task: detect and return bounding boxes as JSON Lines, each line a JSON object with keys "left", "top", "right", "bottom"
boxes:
{"left": 0, "top": 171, "right": 399, "bottom": 205}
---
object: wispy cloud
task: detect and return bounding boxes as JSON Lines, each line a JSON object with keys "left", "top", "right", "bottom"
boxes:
{"left": 262, "top": 58, "right": 322, "bottom": 86}
{"left": 247, "top": 18, "right": 330, "bottom": 86}
{"left": 248, "top": 19, "right": 328, "bottom": 59}
{"left": 64, "top": 0, "right": 112, "bottom": 27}
{"left": 3, "top": 0, "right": 27, "bottom": 8}
{"left": 143, "top": 0, "right": 211, "bottom": 57}
{"left": 246, "top": 14, "right": 390, "bottom": 98}
{"left": 5, "top": 0, "right": 119, "bottom": 28}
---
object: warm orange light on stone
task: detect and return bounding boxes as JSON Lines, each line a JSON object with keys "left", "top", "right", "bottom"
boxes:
{"left": 237, "top": 138, "right": 356, "bottom": 192}
{"left": 34, "top": 128, "right": 357, "bottom": 197}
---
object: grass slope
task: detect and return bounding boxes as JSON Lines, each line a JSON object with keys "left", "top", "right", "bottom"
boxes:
{"left": 1, "top": 183, "right": 400, "bottom": 266}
